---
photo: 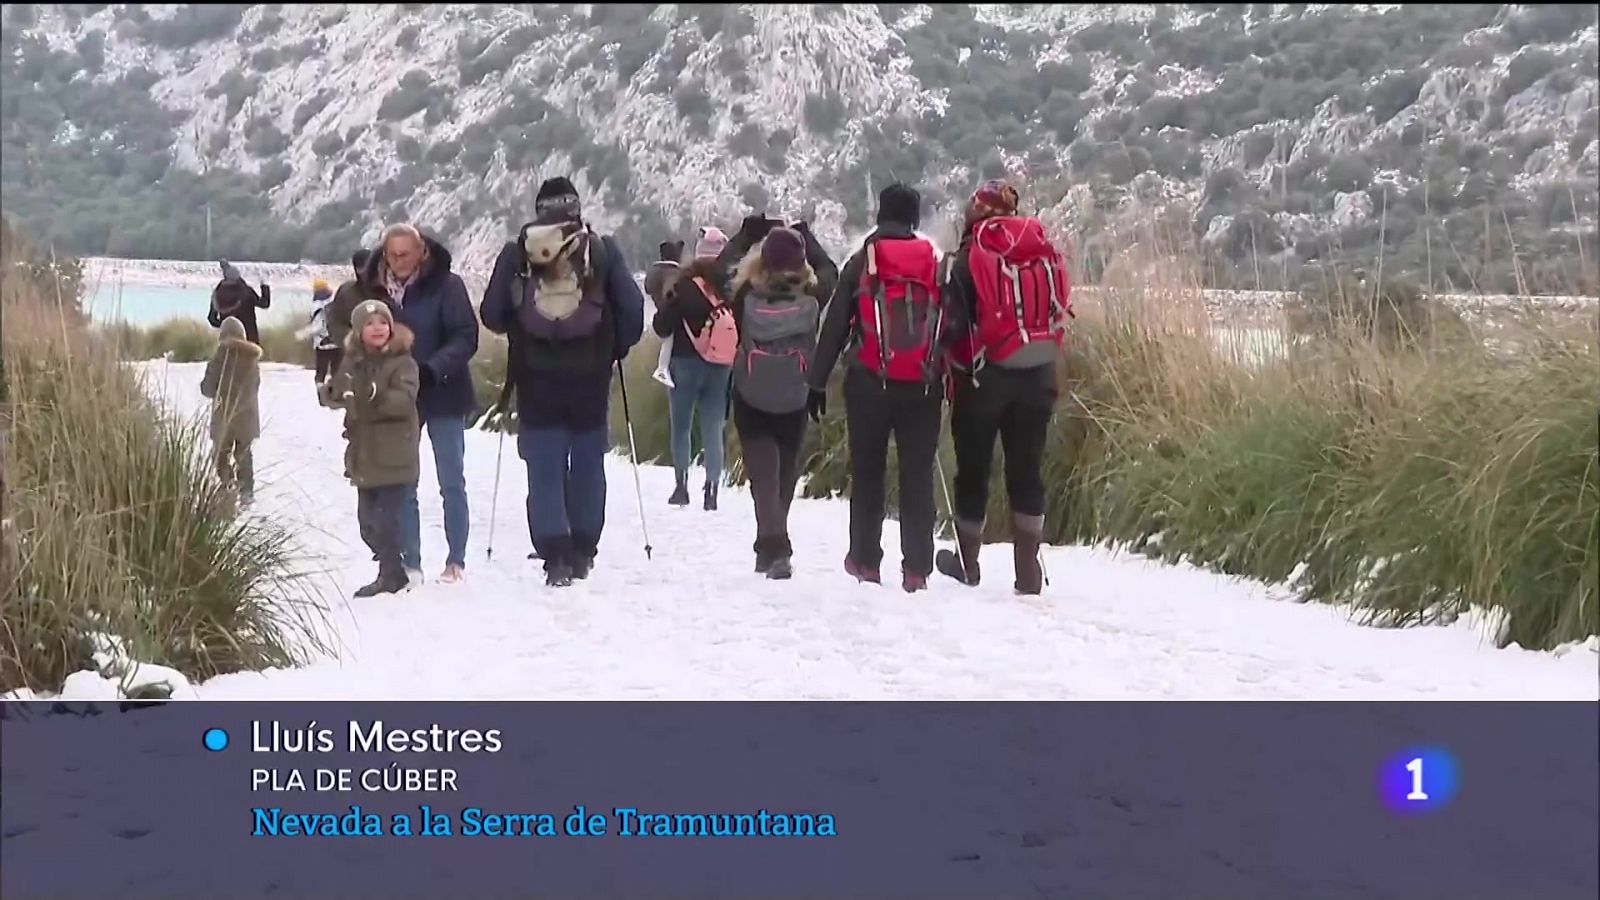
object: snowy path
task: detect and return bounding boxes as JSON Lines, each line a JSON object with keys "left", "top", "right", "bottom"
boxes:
{"left": 135, "top": 361, "right": 1595, "bottom": 700}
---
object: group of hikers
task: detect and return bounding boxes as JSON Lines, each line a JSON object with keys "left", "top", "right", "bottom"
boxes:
{"left": 200, "top": 174, "right": 1072, "bottom": 599}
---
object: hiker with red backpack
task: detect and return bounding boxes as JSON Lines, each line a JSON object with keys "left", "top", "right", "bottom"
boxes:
{"left": 651, "top": 225, "right": 737, "bottom": 510}
{"left": 807, "top": 183, "right": 946, "bottom": 593}
{"left": 934, "top": 179, "right": 1072, "bottom": 596}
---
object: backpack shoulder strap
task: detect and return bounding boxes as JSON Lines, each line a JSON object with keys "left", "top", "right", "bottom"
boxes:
{"left": 690, "top": 275, "right": 723, "bottom": 309}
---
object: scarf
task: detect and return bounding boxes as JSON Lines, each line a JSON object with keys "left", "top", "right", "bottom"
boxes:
{"left": 381, "top": 264, "right": 419, "bottom": 308}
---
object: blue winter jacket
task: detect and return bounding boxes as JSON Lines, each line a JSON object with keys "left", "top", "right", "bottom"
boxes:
{"left": 360, "top": 234, "right": 481, "bottom": 421}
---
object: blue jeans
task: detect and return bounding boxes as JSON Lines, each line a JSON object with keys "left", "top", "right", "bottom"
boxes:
{"left": 400, "top": 414, "right": 470, "bottom": 570}
{"left": 521, "top": 424, "right": 608, "bottom": 563}
{"left": 667, "top": 355, "right": 732, "bottom": 485}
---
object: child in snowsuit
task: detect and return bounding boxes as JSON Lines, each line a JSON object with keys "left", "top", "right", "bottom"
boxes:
{"left": 645, "top": 238, "right": 686, "bottom": 387}
{"left": 199, "top": 316, "right": 262, "bottom": 507}
{"left": 319, "top": 300, "right": 422, "bottom": 598}
{"left": 306, "top": 278, "right": 342, "bottom": 387}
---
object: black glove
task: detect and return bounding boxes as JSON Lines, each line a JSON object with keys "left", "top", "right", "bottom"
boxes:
{"left": 805, "top": 387, "right": 827, "bottom": 423}
{"left": 740, "top": 215, "right": 775, "bottom": 242}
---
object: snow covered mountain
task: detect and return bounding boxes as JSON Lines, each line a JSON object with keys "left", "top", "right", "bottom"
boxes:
{"left": 4, "top": 3, "right": 1596, "bottom": 291}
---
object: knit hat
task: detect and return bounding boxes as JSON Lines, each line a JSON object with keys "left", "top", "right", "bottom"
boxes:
{"left": 219, "top": 316, "right": 246, "bottom": 341}
{"left": 659, "top": 240, "right": 684, "bottom": 263}
{"left": 694, "top": 226, "right": 729, "bottom": 260}
{"left": 965, "top": 179, "right": 1020, "bottom": 226}
{"left": 876, "top": 183, "right": 922, "bottom": 229}
{"left": 352, "top": 248, "right": 372, "bottom": 272}
{"left": 352, "top": 299, "right": 394, "bottom": 330}
{"left": 311, "top": 277, "right": 330, "bottom": 294}
{"left": 535, "top": 176, "right": 582, "bottom": 223}
{"left": 760, "top": 227, "right": 807, "bottom": 274}
{"left": 218, "top": 259, "right": 244, "bottom": 283}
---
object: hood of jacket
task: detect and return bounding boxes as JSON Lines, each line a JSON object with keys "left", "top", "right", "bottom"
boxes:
{"left": 344, "top": 320, "right": 417, "bottom": 359}
{"left": 360, "top": 233, "right": 455, "bottom": 296}
{"left": 220, "top": 336, "right": 263, "bottom": 359}
{"left": 732, "top": 241, "right": 817, "bottom": 297}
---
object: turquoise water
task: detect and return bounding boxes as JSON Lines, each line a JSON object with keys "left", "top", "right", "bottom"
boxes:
{"left": 85, "top": 281, "right": 311, "bottom": 328}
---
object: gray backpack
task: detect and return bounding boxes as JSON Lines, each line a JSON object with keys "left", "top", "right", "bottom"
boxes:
{"left": 733, "top": 289, "right": 818, "bottom": 414}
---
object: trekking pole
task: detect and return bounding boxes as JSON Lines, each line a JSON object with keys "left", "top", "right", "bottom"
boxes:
{"left": 485, "top": 405, "right": 507, "bottom": 563}
{"left": 935, "top": 384, "right": 972, "bottom": 579}
{"left": 616, "top": 361, "right": 654, "bottom": 560}
{"left": 934, "top": 451, "right": 971, "bottom": 578}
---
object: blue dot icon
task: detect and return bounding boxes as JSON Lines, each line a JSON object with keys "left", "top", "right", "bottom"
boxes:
{"left": 203, "top": 728, "right": 230, "bottom": 752}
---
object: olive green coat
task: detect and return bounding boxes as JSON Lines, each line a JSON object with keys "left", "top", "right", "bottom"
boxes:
{"left": 319, "top": 322, "right": 422, "bottom": 489}
{"left": 199, "top": 318, "right": 262, "bottom": 444}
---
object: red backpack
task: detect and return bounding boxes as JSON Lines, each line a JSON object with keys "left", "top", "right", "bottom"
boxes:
{"left": 854, "top": 237, "right": 943, "bottom": 383}
{"left": 954, "top": 216, "right": 1072, "bottom": 370}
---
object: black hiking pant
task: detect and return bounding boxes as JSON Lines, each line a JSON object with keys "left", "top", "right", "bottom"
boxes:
{"left": 842, "top": 366, "right": 943, "bottom": 576}
{"left": 357, "top": 484, "right": 409, "bottom": 583}
{"left": 734, "top": 398, "right": 806, "bottom": 559}
{"left": 950, "top": 364, "right": 1058, "bottom": 523}
{"left": 315, "top": 348, "right": 343, "bottom": 384}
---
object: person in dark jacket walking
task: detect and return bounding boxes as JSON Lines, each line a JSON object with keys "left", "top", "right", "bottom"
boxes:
{"left": 208, "top": 260, "right": 272, "bottom": 345}
{"left": 934, "top": 179, "right": 1061, "bottom": 595}
{"left": 361, "top": 224, "right": 480, "bottom": 585}
{"left": 479, "top": 177, "right": 645, "bottom": 587}
{"left": 720, "top": 225, "right": 832, "bottom": 579}
{"left": 806, "top": 183, "right": 945, "bottom": 593}
{"left": 319, "top": 299, "right": 423, "bottom": 598}
{"left": 327, "top": 248, "right": 373, "bottom": 353}
{"left": 652, "top": 225, "right": 734, "bottom": 509}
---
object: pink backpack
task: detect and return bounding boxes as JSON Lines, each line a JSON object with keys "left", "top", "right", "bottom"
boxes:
{"left": 686, "top": 276, "right": 739, "bottom": 366}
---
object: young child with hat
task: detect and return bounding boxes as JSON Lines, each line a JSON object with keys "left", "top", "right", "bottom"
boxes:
{"left": 319, "top": 300, "right": 422, "bottom": 598}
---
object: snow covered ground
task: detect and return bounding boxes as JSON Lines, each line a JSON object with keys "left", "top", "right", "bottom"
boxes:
{"left": 31, "top": 360, "right": 1599, "bottom": 700}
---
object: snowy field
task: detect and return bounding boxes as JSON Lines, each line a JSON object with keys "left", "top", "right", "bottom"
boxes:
{"left": 31, "top": 360, "right": 1599, "bottom": 700}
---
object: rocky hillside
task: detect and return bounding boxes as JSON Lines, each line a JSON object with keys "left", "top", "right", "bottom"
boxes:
{"left": 3, "top": 3, "right": 1596, "bottom": 292}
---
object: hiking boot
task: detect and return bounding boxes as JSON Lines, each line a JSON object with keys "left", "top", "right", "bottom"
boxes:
{"left": 527, "top": 550, "right": 541, "bottom": 561}
{"left": 1013, "top": 513, "right": 1045, "bottom": 596}
{"left": 545, "top": 560, "right": 574, "bottom": 588}
{"left": 354, "top": 570, "right": 409, "bottom": 598}
{"left": 668, "top": 475, "right": 690, "bottom": 507}
{"left": 571, "top": 554, "right": 594, "bottom": 581}
{"left": 902, "top": 571, "right": 928, "bottom": 593}
{"left": 405, "top": 566, "right": 425, "bottom": 587}
{"left": 844, "top": 556, "right": 881, "bottom": 584}
{"left": 703, "top": 482, "right": 718, "bottom": 511}
{"left": 754, "top": 540, "right": 773, "bottom": 574}
{"left": 935, "top": 518, "right": 984, "bottom": 586}
{"left": 438, "top": 563, "right": 465, "bottom": 584}
{"left": 767, "top": 556, "right": 793, "bottom": 580}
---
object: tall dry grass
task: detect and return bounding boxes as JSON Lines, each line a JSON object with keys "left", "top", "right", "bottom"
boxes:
{"left": 1, "top": 226, "right": 330, "bottom": 695}
{"left": 609, "top": 239, "right": 1596, "bottom": 649}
